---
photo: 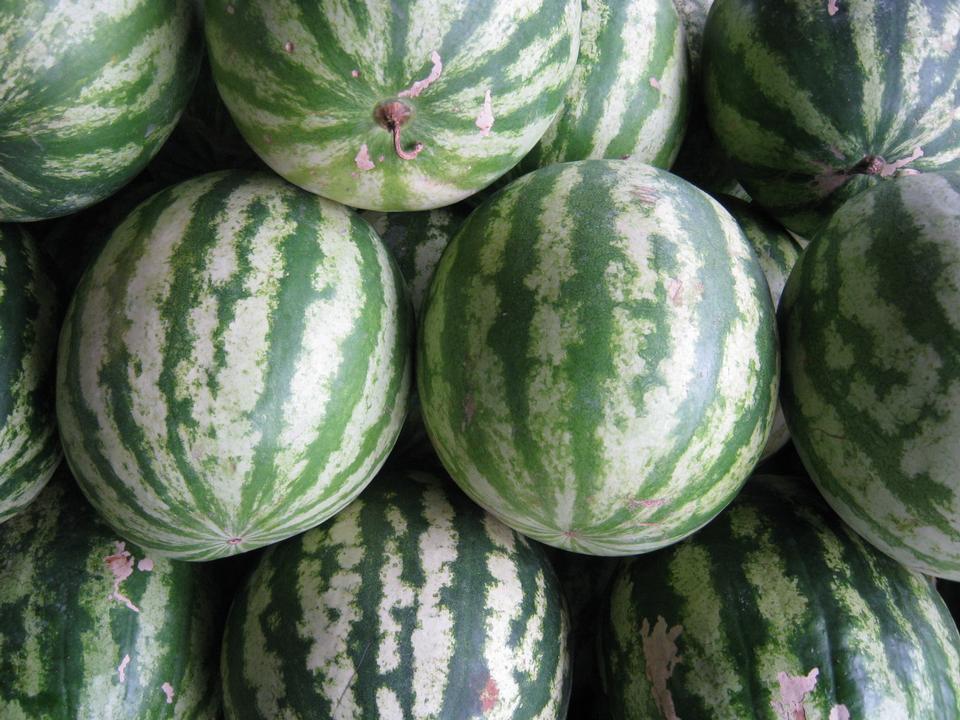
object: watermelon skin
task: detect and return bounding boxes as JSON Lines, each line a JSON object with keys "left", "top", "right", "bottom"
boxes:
{"left": 521, "top": 0, "right": 689, "bottom": 171}
{"left": 418, "top": 159, "right": 778, "bottom": 556}
{"left": 0, "top": 224, "right": 61, "bottom": 524}
{"left": 0, "top": 470, "right": 221, "bottom": 719}
{"left": 717, "top": 196, "right": 801, "bottom": 461}
{"left": 779, "top": 172, "right": 960, "bottom": 580}
{"left": 0, "top": 0, "right": 202, "bottom": 222}
{"left": 56, "top": 171, "right": 412, "bottom": 561}
{"left": 203, "top": 0, "right": 581, "bottom": 212}
{"left": 220, "top": 469, "right": 571, "bottom": 720}
{"left": 599, "top": 476, "right": 960, "bottom": 719}
{"left": 702, "top": 0, "right": 960, "bottom": 237}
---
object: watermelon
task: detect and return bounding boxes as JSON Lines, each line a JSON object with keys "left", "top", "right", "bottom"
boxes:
{"left": 0, "top": 0, "right": 202, "bottom": 222}
{"left": 701, "top": 0, "right": 960, "bottom": 237}
{"left": 0, "top": 224, "right": 61, "bottom": 524}
{"left": 717, "top": 195, "right": 801, "bottom": 461}
{"left": 418, "top": 159, "right": 778, "bottom": 555}
{"left": 0, "top": 470, "right": 221, "bottom": 718}
{"left": 220, "top": 469, "right": 571, "bottom": 719}
{"left": 56, "top": 171, "right": 412, "bottom": 561}
{"left": 203, "top": 0, "right": 581, "bottom": 211}
{"left": 779, "top": 171, "right": 960, "bottom": 580}
{"left": 599, "top": 476, "right": 960, "bottom": 719}
{"left": 521, "top": 0, "right": 689, "bottom": 171}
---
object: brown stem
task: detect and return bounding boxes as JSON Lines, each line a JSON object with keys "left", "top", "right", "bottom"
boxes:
{"left": 375, "top": 100, "right": 424, "bottom": 160}
{"left": 393, "top": 126, "right": 424, "bottom": 160}
{"left": 850, "top": 154, "right": 885, "bottom": 176}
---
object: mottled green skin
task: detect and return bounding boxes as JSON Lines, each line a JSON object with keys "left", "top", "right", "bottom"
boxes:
{"left": 204, "top": 0, "right": 581, "bottom": 211}
{"left": 780, "top": 172, "right": 960, "bottom": 579}
{"left": 0, "top": 224, "right": 61, "bottom": 524}
{"left": 221, "top": 469, "right": 571, "bottom": 719}
{"left": 702, "top": 0, "right": 960, "bottom": 236}
{"left": 419, "top": 160, "right": 778, "bottom": 555}
{"left": 0, "top": 0, "right": 202, "bottom": 221}
{"left": 57, "top": 171, "right": 412, "bottom": 560}
{"left": 0, "top": 470, "right": 221, "bottom": 719}
{"left": 600, "top": 477, "right": 960, "bottom": 720}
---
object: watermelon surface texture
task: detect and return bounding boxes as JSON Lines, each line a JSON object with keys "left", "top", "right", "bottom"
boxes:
{"left": 702, "top": 0, "right": 960, "bottom": 236}
{"left": 0, "top": 0, "right": 202, "bottom": 221}
{"left": 780, "top": 171, "right": 960, "bottom": 579}
{"left": 56, "top": 171, "right": 411, "bottom": 561}
{"left": 220, "top": 469, "right": 571, "bottom": 719}
{"left": 203, "top": 0, "right": 581, "bottom": 211}
{"left": 0, "top": 470, "right": 221, "bottom": 719}
{"left": 418, "top": 159, "right": 778, "bottom": 555}
{"left": 599, "top": 476, "right": 960, "bottom": 719}
{"left": 0, "top": 224, "right": 61, "bottom": 524}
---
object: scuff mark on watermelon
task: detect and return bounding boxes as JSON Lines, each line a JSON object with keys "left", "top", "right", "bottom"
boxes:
{"left": 105, "top": 542, "right": 140, "bottom": 613}
{"left": 480, "top": 675, "right": 500, "bottom": 713}
{"left": 649, "top": 77, "right": 662, "bottom": 91}
{"left": 668, "top": 278, "right": 684, "bottom": 306}
{"left": 355, "top": 144, "right": 375, "bottom": 171}
{"left": 771, "top": 668, "right": 819, "bottom": 720}
{"left": 628, "top": 498, "right": 667, "bottom": 510}
{"left": 880, "top": 146, "right": 923, "bottom": 177}
{"left": 138, "top": 558, "right": 154, "bottom": 572}
{"left": 399, "top": 51, "right": 443, "bottom": 98}
{"left": 117, "top": 654, "right": 131, "bottom": 683}
{"left": 641, "top": 617, "right": 682, "bottom": 720}
{"left": 630, "top": 186, "right": 659, "bottom": 203}
{"left": 829, "top": 705, "right": 850, "bottom": 720}
{"left": 462, "top": 394, "right": 477, "bottom": 430}
{"left": 827, "top": 0, "right": 839, "bottom": 15}
{"left": 476, "top": 89, "right": 495, "bottom": 136}
{"left": 161, "top": 682, "right": 175, "bottom": 704}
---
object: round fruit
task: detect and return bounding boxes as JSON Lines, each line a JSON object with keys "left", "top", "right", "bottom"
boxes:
{"left": 780, "top": 171, "right": 960, "bottom": 579}
{"left": 418, "top": 159, "right": 778, "bottom": 555}
{"left": 56, "top": 171, "right": 411, "bottom": 560}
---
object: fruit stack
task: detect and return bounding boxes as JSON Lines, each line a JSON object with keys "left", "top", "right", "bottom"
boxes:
{"left": 1, "top": 1, "right": 958, "bottom": 718}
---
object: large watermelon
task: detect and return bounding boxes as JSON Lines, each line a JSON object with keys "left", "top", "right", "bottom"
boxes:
{"left": 780, "top": 171, "right": 960, "bottom": 579}
{"left": 0, "top": 224, "right": 61, "bottom": 524}
{"left": 702, "top": 0, "right": 960, "bottom": 236}
{"left": 0, "top": 0, "right": 202, "bottom": 221}
{"left": 0, "top": 470, "right": 221, "bottom": 718}
{"left": 599, "top": 476, "right": 960, "bottom": 719}
{"left": 521, "top": 0, "right": 688, "bottom": 171}
{"left": 56, "top": 171, "right": 411, "bottom": 561}
{"left": 203, "top": 0, "right": 581, "bottom": 211}
{"left": 220, "top": 469, "right": 571, "bottom": 719}
{"left": 418, "top": 160, "right": 778, "bottom": 555}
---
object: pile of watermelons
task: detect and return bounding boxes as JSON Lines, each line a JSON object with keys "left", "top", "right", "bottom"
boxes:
{"left": 1, "top": 0, "right": 959, "bottom": 717}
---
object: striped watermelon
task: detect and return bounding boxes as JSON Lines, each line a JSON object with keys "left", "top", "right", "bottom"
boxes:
{"left": 718, "top": 195, "right": 801, "bottom": 461}
{"left": 203, "top": 0, "right": 581, "bottom": 212}
{"left": 521, "top": 0, "right": 688, "bottom": 171}
{"left": 0, "top": 0, "right": 202, "bottom": 222}
{"left": 0, "top": 470, "right": 221, "bottom": 718}
{"left": 599, "top": 476, "right": 960, "bottom": 719}
{"left": 220, "top": 469, "right": 571, "bottom": 719}
{"left": 779, "top": 171, "right": 960, "bottom": 580}
{"left": 56, "top": 171, "right": 412, "bottom": 561}
{"left": 0, "top": 224, "right": 61, "bottom": 524}
{"left": 418, "top": 160, "right": 778, "bottom": 555}
{"left": 701, "top": 0, "right": 960, "bottom": 237}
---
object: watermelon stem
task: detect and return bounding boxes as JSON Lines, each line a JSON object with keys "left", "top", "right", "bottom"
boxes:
{"left": 375, "top": 100, "right": 424, "bottom": 160}
{"left": 851, "top": 155, "right": 885, "bottom": 176}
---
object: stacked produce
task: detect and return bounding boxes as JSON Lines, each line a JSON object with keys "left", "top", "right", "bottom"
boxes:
{"left": 1, "top": 0, "right": 959, "bottom": 718}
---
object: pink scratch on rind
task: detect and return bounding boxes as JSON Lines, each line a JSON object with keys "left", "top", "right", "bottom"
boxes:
{"left": 105, "top": 542, "right": 140, "bottom": 613}
{"left": 827, "top": 0, "right": 839, "bottom": 15}
{"left": 399, "top": 51, "right": 442, "bottom": 98}
{"left": 476, "top": 89, "right": 494, "bottom": 136}
{"left": 161, "top": 682, "right": 175, "bottom": 704}
{"left": 649, "top": 77, "right": 662, "bottom": 91}
{"left": 355, "top": 144, "right": 375, "bottom": 171}
{"left": 117, "top": 655, "right": 131, "bottom": 682}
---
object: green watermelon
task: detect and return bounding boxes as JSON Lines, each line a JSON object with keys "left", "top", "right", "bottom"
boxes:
{"left": 220, "top": 469, "right": 571, "bottom": 719}
{"left": 0, "top": 0, "right": 202, "bottom": 221}
{"left": 521, "top": 0, "right": 689, "bottom": 171}
{"left": 701, "top": 0, "right": 960, "bottom": 237}
{"left": 780, "top": 171, "right": 960, "bottom": 580}
{"left": 0, "top": 224, "right": 61, "bottom": 524}
{"left": 203, "top": 0, "right": 581, "bottom": 211}
{"left": 418, "top": 160, "right": 778, "bottom": 555}
{"left": 56, "top": 171, "right": 412, "bottom": 561}
{"left": 599, "top": 476, "right": 960, "bottom": 719}
{"left": 0, "top": 470, "right": 221, "bottom": 718}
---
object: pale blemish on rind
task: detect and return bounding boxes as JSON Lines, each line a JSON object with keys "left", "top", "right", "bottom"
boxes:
{"left": 641, "top": 616, "right": 682, "bottom": 720}
{"left": 104, "top": 542, "right": 140, "bottom": 613}
{"left": 355, "top": 144, "right": 375, "bottom": 171}
{"left": 161, "top": 682, "right": 175, "bottom": 704}
{"left": 399, "top": 51, "right": 443, "bottom": 98}
{"left": 476, "top": 89, "right": 494, "bottom": 136}
{"left": 117, "top": 654, "right": 131, "bottom": 683}
{"left": 828, "top": 0, "right": 839, "bottom": 16}
{"left": 771, "top": 668, "right": 819, "bottom": 719}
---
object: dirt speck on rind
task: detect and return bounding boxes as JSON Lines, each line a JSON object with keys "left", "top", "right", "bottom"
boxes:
{"left": 351, "top": 69, "right": 360, "bottom": 78}
{"left": 649, "top": 77, "right": 662, "bottom": 91}
{"left": 283, "top": 40, "right": 295, "bottom": 53}
{"left": 138, "top": 558, "right": 154, "bottom": 572}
